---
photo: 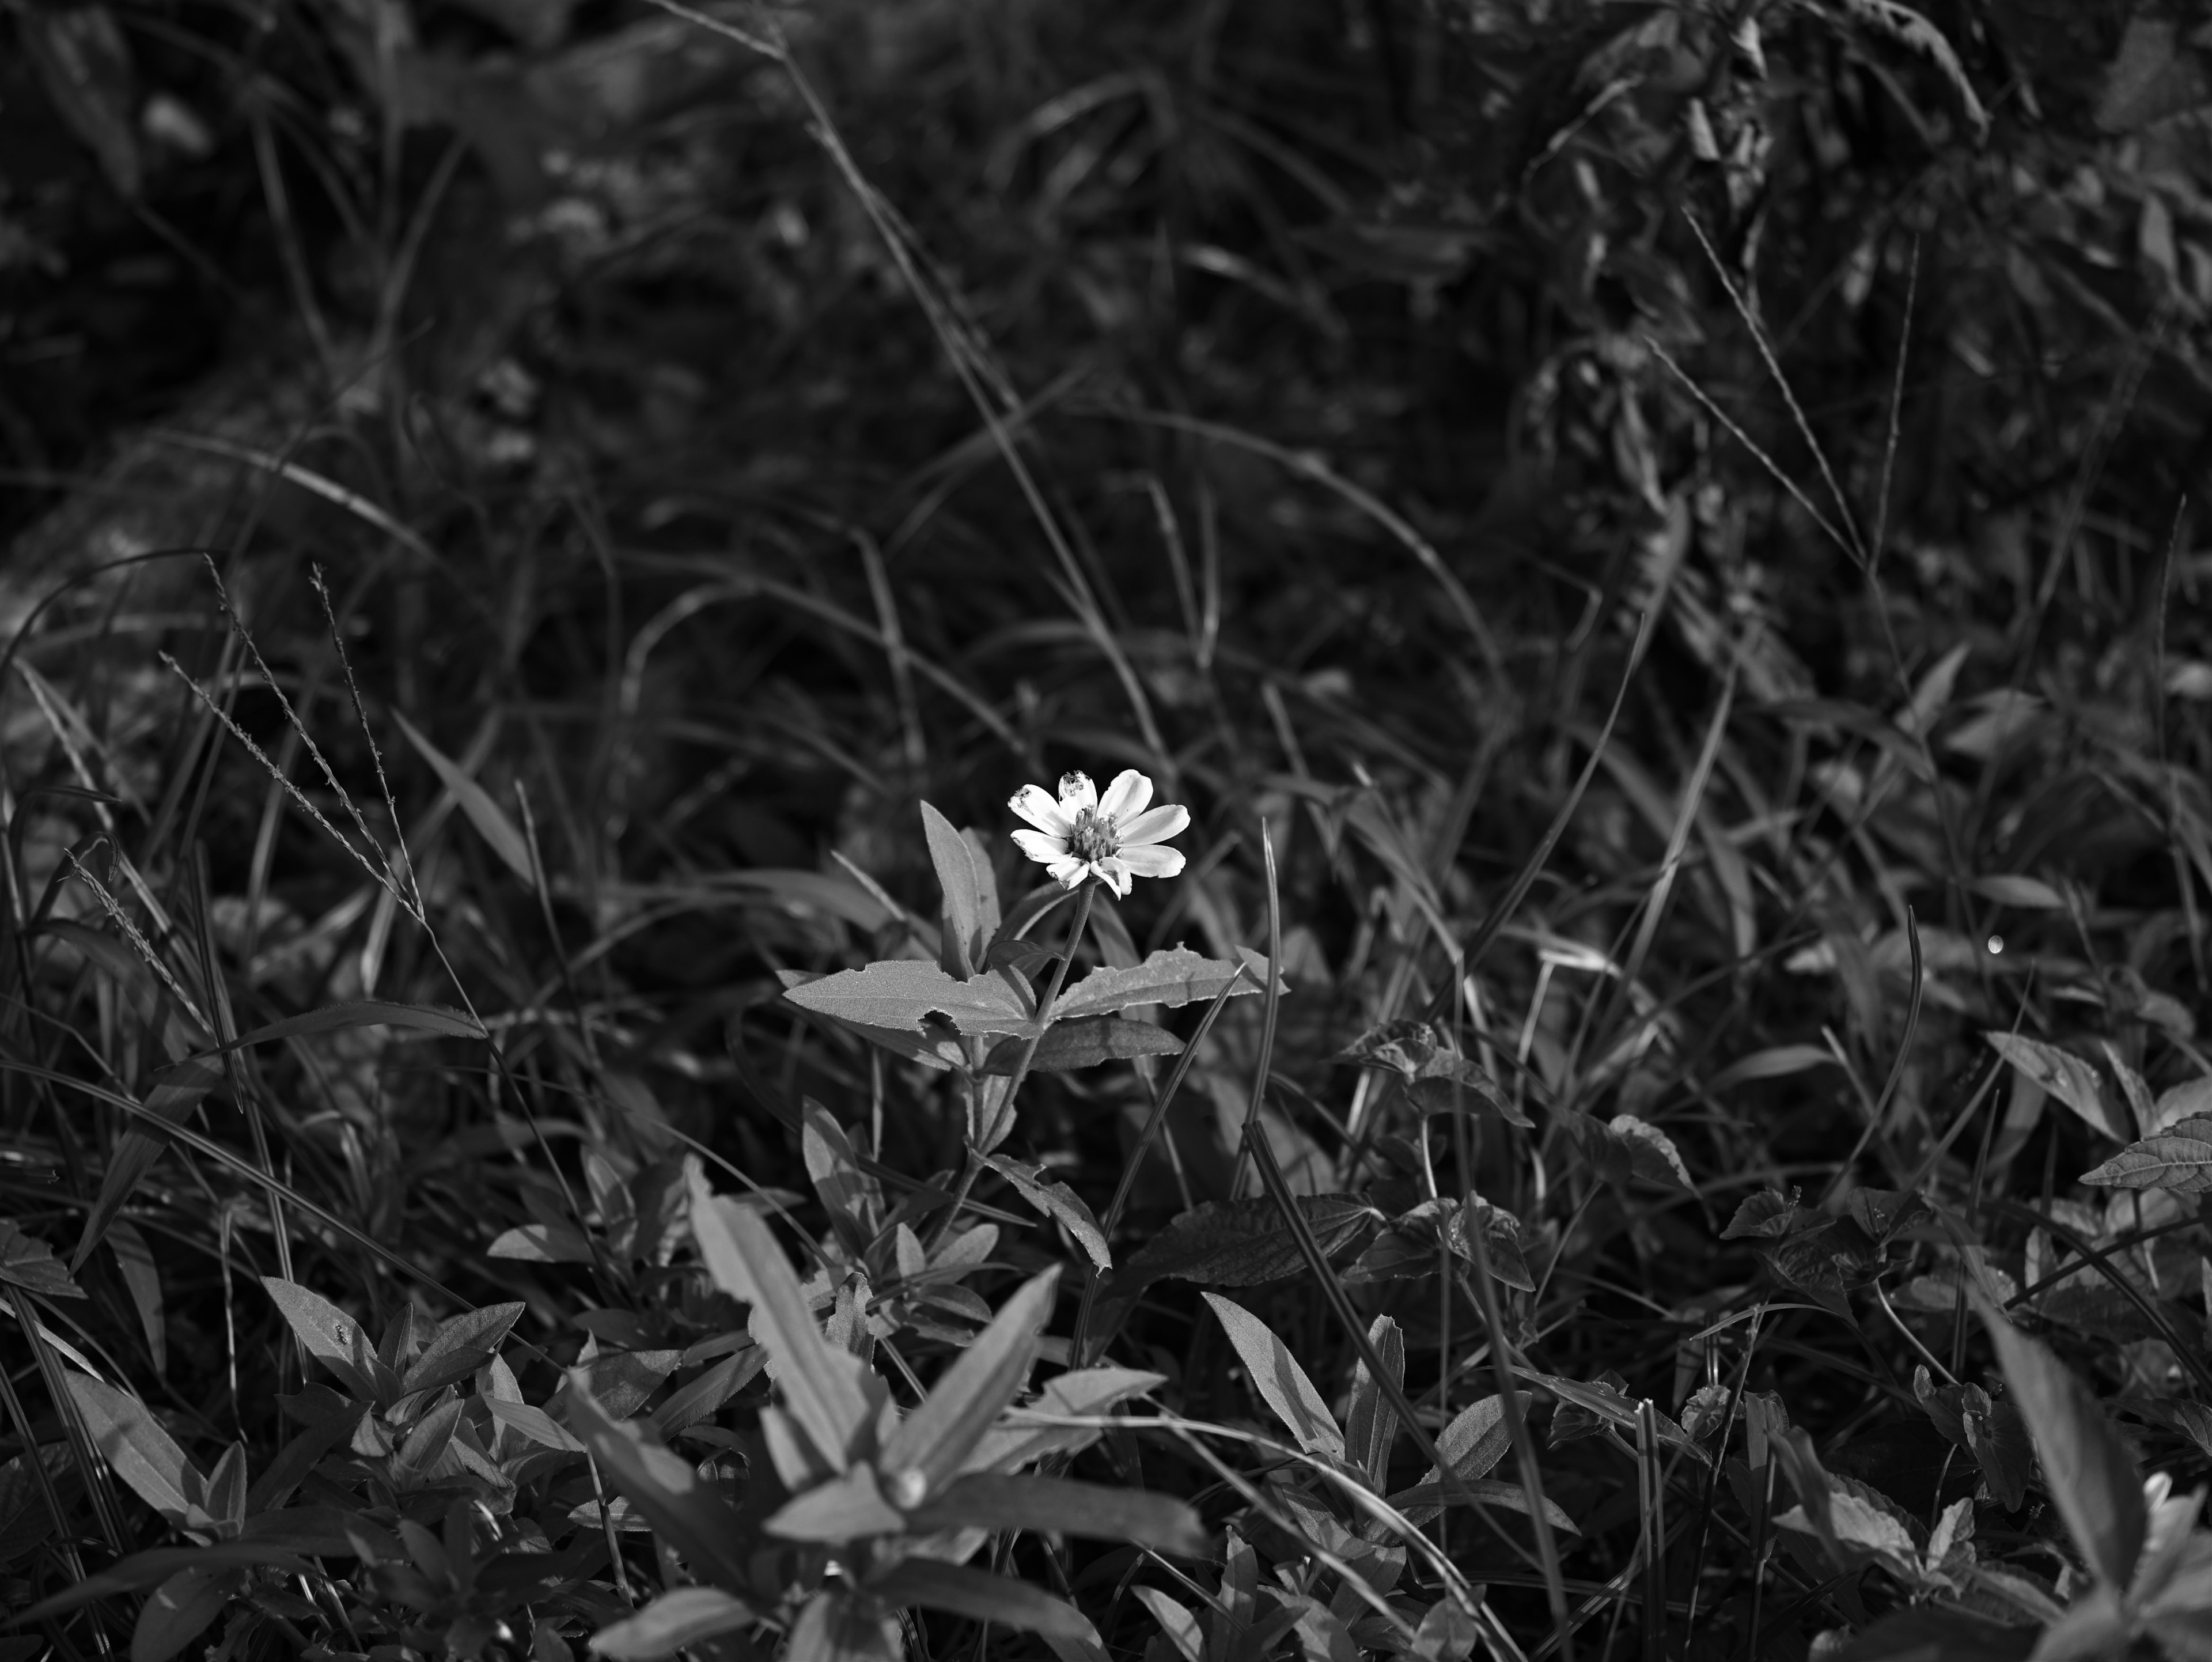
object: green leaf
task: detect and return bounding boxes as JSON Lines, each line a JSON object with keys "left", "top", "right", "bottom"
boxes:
{"left": 487, "top": 1223, "right": 597, "bottom": 1263}
{"left": 1971, "top": 1289, "right": 2146, "bottom": 1586}
{"left": 961, "top": 1365, "right": 1165, "bottom": 1473}
{"left": 981, "top": 1153, "right": 1109, "bottom": 1272}
{"left": 766, "top": 1464, "right": 906, "bottom": 1540}
{"left": 787, "top": 1591, "right": 903, "bottom": 1662}
{"left": 206, "top": 998, "right": 483, "bottom": 1053}
{"left": 18, "top": 1541, "right": 316, "bottom": 1621}
{"left": 1203, "top": 1293, "right": 1344, "bottom": 1459}
{"left": 907, "top": 1472, "right": 1209, "bottom": 1554}
{"left": 2080, "top": 1135, "right": 2212, "bottom": 1192}
{"left": 1133, "top": 1588, "right": 1205, "bottom": 1662}
{"left": 589, "top": 1588, "right": 757, "bottom": 1659}
{"left": 1574, "top": 1114, "right": 1694, "bottom": 1190}
{"left": 869, "top": 1559, "right": 1105, "bottom": 1655}
{"left": 1113, "top": 1195, "right": 1378, "bottom": 1293}
{"left": 688, "top": 1177, "right": 873, "bottom": 1468}
{"left": 878, "top": 1268, "right": 1059, "bottom": 1496}
{"left": 403, "top": 1301, "right": 524, "bottom": 1394}
{"left": 107, "top": 1221, "right": 164, "bottom": 1372}
{"left": 1987, "top": 1032, "right": 2127, "bottom": 1143}
{"left": 1421, "top": 1392, "right": 1528, "bottom": 1485}
{"left": 1344, "top": 1315, "right": 1403, "bottom": 1492}
{"left": 1051, "top": 946, "right": 1282, "bottom": 1021}
{"left": 1707, "top": 1046, "right": 1841, "bottom": 1093}
{"left": 1968, "top": 874, "right": 2069, "bottom": 910}
{"left": 804, "top": 1103, "right": 884, "bottom": 1264}
{"left": 0, "top": 1219, "right": 84, "bottom": 1298}
{"left": 258, "top": 1279, "right": 384, "bottom": 1401}
{"left": 71, "top": 1055, "right": 222, "bottom": 1271}
{"left": 921, "top": 803, "right": 1001, "bottom": 979}
{"left": 62, "top": 1372, "right": 200, "bottom": 1527}
{"left": 563, "top": 1378, "right": 754, "bottom": 1591}
{"left": 979, "top": 1014, "right": 1184, "bottom": 1073}
{"left": 392, "top": 710, "right": 533, "bottom": 883}
{"left": 783, "top": 959, "right": 1034, "bottom": 1038}
{"left": 132, "top": 1566, "right": 240, "bottom": 1662}
{"left": 1719, "top": 1189, "right": 1800, "bottom": 1239}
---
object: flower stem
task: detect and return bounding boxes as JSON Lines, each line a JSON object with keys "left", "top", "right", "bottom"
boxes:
{"left": 933, "top": 877, "right": 1097, "bottom": 1245}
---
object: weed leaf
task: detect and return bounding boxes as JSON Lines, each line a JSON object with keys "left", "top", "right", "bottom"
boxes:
{"left": 1051, "top": 946, "right": 1280, "bottom": 1020}
{"left": 1987, "top": 1033, "right": 2128, "bottom": 1143}
{"left": 982, "top": 1153, "right": 1110, "bottom": 1271}
{"left": 1203, "top": 1293, "right": 1345, "bottom": 1458}
{"left": 1114, "top": 1195, "right": 1377, "bottom": 1292}
{"left": 908, "top": 1472, "right": 1208, "bottom": 1553}
{"left": 132, "top": 1565, "right": 240, "bottom": 1662}
{"left": 980, "top": 1014, "right": 1184, "bottom": 1073}
{"left": 0, "top": 1220, "right": 84, "bottom": 1298}
{"left": 2081, "top": 1134, "right": 2212, "bottom": 1192}
{"left": 1972, "top": 1289, "right": 2146, "bottom": 1585}
{"left": 71, "top": 1055, "right": 222, "bottom": 1271}
{"left": 783, "top": 959, "right": 1035, "bottom": 1038}
{"left": 392, "top": 710, "right": 533, "bottom": 883}
{"left": 921, "top": 802, "right": 1001, "bottom": 977}
{"left": 879, "top": 1267, "right": 1059, "bottom": 1491}
{"left": 62, "top": 1372, "right": 200, "bottom": 1527}
{"left": 589, "top": 1586, "right": 757, "bottom": 1659}
{"left": 870, "top": 1559, "right": 1105, "bottom": 1655}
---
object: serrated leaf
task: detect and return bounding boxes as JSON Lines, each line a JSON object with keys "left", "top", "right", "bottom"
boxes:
{"left": 1203, "top": 1294, "right": 1344, "bottom": 1459}
{"left": 2081, "top": 1136, "right": 2212, "bottom": 1192}
{"left": 1051, "top": 947, "right": 1281, "bottom": 1021}
{"left": 1971, "top": 1290, "right": 2146, "bottom": 1585}
{"left": 1987, "top": 1033, "right": 2127, "bottom": 1142}
{"left": 783, "top": 960, "right": 1034, "bottom": 1038}
{"left": 1113, "top": 1195, "right": 1377, "bottom": 1293}
{"left": 0, "top": 1220, "right": 84, "bottom": 1298}
{"left": 979, "top": 1015, "right": 1183, "bottom": 1074}
{"left": 982, "top": 1154, "right": 1109, "bottom": 1271}
{"left": 2151, "top": 1077, "right": 2212, "bottom": 1137}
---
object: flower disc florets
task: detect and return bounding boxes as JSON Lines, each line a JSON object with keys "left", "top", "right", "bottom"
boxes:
{"left": 1007, "top": 768, "right": 1188, "bottom": 898}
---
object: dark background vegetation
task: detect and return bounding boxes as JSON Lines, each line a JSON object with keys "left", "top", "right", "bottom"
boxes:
{"left": 4, "top": 0, "right": 2212, "bottom": 1656}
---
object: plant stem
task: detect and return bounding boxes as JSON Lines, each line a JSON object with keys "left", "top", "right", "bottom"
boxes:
{"left": 931, "top": 878, "right": 1096, "bottom": 1247}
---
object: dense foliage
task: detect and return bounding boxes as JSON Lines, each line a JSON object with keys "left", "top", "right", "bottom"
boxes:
{"left": 4, "top": 0, "right": 2212, "bottom": 1659}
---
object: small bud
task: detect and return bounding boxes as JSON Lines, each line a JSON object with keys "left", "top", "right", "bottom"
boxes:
{"left": 885, "top": 1468, "right": 928, "bottom": 1509}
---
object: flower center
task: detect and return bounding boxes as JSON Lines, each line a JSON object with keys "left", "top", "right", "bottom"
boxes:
{"left": 1067, "top": 809, "right": 1118, "bottom": 864}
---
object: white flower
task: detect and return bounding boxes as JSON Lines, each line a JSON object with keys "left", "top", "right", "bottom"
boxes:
{"left": 1007, "top": 770, "right": 1188, "bottom": 898}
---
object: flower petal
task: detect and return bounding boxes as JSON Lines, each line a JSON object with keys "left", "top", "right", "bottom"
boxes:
{"left": 1056, "top": 771, "right": 1099, "bottom": 815}
{"left": 1116, "top": 843, "right": 1184, "bottom": 881}
{"left": 1116, "top": 803, "right": 1190, "bottom": 847}
{"left": 1010, "top": 783, "right": 1073, "bottom": 836}
{"left": 1092, "top": 858, "right": 1134, "bottom": 898}
{"left": 1011, "top": 829, "right": 1069, "bottom": 865}
{"left": 1046, "top": 855, "right": 1088, "bottom": 888}
{"left": 1098, "top": 770, "right": 1153, "bottom": 825}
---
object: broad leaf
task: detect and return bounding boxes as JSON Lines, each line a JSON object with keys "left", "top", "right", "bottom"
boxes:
{"left": 980, "top": 1015, "right": 1183, "bottom": 1074}
{"left": 2081, "top": 1135, "right": 2212, "bottom": 1192}
{"left": 1575, "top": 1114, "right": 1694, "bottom": 1190}
{"left": 1203, "top": 1293, "right": 1344, "bottom": 1459}
{"left": 1134, "top": 1588, "right": 1205, "bottom": 1662}
{"left": 259, "top": 1279, "right": 385, "bottom": 1401}
{"left": 1720, "top": 1189, "right": 1800, "bottom": 1240}
{"left": 783, "top": 959, "right": 1034, "bottom": 1037}
{"left": 563, "top": 1378, "right": 753, "bottom": 1590}
{"left": 1972, "top": 1290, "right": 2146, "bottom": 1586}
{"left": 688, "top": 1173, "right": 872, "bottom": 1471}
{"left": 767, "top": 1464, "right": 906, "bottom": 1540}
{"left": 1051, "top": 946, "right": 1281, "bottom": 1021}
{"left": 962, "top": 1366, "right": 1165, "bottom": 1472}
{"left": 403, "top": 1301, "right": 524, "bottom": 1394}
{"left": 590, "top": 1587, "right": 757, "bottom": 1659}
{"left": 907, "top": 1472, "right": 1208, "bottom": 1554}
{"left": 869, "top": 1559, "right": 1105, "bottom": 1653}
{"left": 982, "top": 1154, "right": 1109, "bottom": 1272}
{"left": 0, "top": 1220, "right": 83, "bottom": 1298}
{"left": 1987, "top": 1033, "right": 2127, "bottom": 1142}
{"left": 879, "top": 1268, "right": 1059, "bottom": 1493}
{"left": 921, "top": 803, "right": 1001, "bottom": 979}
{"left": 487, "top": 1223, "right": 597, "bottom": 1263}
{"left": 63, "top": 1372, "right": 199, "bottom": 1526}
{"left": 133, "top": 1566, "right": 239, "bottom": 1662}
{"left": 1115, "top": 1195, "right": 1378, "bottom": 1293}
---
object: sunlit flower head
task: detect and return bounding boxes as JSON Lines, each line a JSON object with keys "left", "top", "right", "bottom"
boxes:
{"left": 1008, "top": 770, "right": 1187, "bottom": 898}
